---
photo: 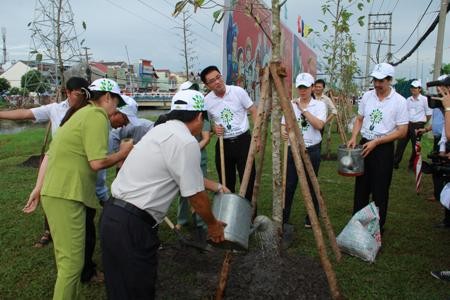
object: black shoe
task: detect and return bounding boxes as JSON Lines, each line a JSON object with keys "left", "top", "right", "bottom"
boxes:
{"left": 434, "top": 223, "right": 450, "bottom": 229}
{"left": 431, "top": 270, "right": 450, "bottom": 281}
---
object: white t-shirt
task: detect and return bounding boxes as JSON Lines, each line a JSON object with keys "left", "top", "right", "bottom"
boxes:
{"left": 281, "top": 99, "right": 327, "bottom": 147}
{"left": 205, "top": 85, "right": 254, "bottom": 139}
{"left": 359, "top": 88, "right": 409, "bottom": 140}
{"left": 30, "top": 100, "right": 70, "bottom": 136}
{"left": 111, "top": 120, "right": 205, "bottom": 223}
{"left": 406, "top": 94, "right": 432, "bottom": 123}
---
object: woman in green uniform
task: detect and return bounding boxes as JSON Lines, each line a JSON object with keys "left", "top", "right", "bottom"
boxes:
{"left": 23, "top": 78, "right": 133, "bottom": 300}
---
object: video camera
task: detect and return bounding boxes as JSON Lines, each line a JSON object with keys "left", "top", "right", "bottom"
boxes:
{"left": 425, "top": 76, "right": 450, "bottom": 109}
{"left": 422, "top": 152, "right": 450, "bottom": 183}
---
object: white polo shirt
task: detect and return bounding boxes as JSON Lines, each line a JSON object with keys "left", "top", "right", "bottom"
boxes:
{"left": 205, "top": 85, "right": 254, "bottom": 139}
{"left": 111, "top": 120, "right": 205, "bottom": 223}
{"left": 30, "top": 99, "right": 70, "bottom": 136}
{"left": 406, "top": 94, "right": 432, "bottom": 123}
{"left": 281, "top": 99, "right": 327, "bottom": 147}
{"left": 359, "top": 88, "right": 409, "bottom": 140}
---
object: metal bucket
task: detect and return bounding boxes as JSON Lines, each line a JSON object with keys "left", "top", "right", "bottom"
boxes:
{"left": 337, "top": 144, "right": 364, "bottom": 176}
{"left": 210, "top": 193, "right": 252, "bottom": 251}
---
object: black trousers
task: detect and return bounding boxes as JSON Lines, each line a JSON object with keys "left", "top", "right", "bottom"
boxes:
{"left": 100, "top": 202, "right": 159, "bottom": 300}
{"left": 215, "top": 132, "right": 256, "bottom": 201}
{"left": 81, "top": 206, "right": 97, "bottom": 282}
{"left": 283, "top": 143, "right": 321, "bottom": 224}
{"left": 393, "top": 122, "right": 425, "bottom": 168}
{"left": 353, "top": 139, "right": 394, "bottom": 230}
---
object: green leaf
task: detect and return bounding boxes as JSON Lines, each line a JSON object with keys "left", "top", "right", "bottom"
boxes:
{"left": 323, "top": 24, "right": 328, "bottom": 32}
{"left": 213, "top": 9, "right": 222, "bottom": 20}
{"left": 172, "top": 1, "right": 187, "bottom": 17}
{"left": 82, "top": 21, "right": 87, "bottom": 30}
{"left": 357, "top": 3, "right": 364, "bottom": 11}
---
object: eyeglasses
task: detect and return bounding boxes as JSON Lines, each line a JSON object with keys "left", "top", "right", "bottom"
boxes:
{"left": 205, "top": 74, "right": 222, "bottom": 85}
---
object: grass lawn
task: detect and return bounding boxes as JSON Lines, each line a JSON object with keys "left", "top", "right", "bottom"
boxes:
{"left": 0, "top": 125, "right": 449, "bottom": 299}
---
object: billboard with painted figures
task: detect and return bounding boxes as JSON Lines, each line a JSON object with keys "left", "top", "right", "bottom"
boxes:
{"left": 223, "top": 0, "right": 317, "bottom": 101}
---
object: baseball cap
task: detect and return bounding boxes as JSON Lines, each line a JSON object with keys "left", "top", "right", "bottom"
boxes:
{"left": 88, "top": 78, "right": 126, "bottom": 107}
{"left": 411, "top": 79, "right": 421, "bottom": 88}
{"left": 295, "top": 73, "right": 315, "bottom": 88}
{"left": 171, "top": 89, "right": 206, "bottom": 112}
{"left": 438, "top": 74, "right": 449, "bottom": 81}
{"left": 118, "top": 95, "right": 140, "bottom": 126}
{"left": 370, "top": 63, "right": 395, "bottom": 79}
{"left": 179, "top": 81, "right": 200, "bottom": 91}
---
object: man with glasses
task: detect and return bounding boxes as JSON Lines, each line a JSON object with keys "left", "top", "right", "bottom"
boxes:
{"left": 200, "top": 65, "right": 257, "bottom": 202}
{"left": 347, "top": 63, "right": 408, "bottom": 234}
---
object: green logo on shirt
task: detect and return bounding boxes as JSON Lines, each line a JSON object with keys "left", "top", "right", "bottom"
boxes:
{"left": 221, "top": 108, "right": 234, "bottom": 130}
{"left": 369, "top": 109, "right": 383, "bottom": 131}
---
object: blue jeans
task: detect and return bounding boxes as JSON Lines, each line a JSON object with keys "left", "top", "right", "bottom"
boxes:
{"left": 283, "top": 143, "right": 321, "bottom": 224}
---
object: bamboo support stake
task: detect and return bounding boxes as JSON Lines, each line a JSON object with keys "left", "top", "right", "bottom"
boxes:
{"left": 281, "top": 142, "right": 288, "bottom": 209}
{"left": 270, "top": 62, "right": 341, "bottom": 300}
{"left": 251, "top": 69, "right": 272, "bottom": 216}
{"left": 215, "top": 251, "right": 232, "bottom": 300}
{"left": 239, "top": 66, "right": 270, "bottom": 198}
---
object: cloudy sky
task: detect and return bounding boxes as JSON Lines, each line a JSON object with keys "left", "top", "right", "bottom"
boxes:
{"left": 1, "top": 0, "right": 449, "bottom": 84}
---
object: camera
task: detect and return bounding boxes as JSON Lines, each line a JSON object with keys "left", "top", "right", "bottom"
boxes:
{"left": 427, "top": 94, "right": 443, "bottom": 109}
{"left": 422, "top": 152, "right": 450, "bottom": 183}
{"left": 426, "top": 76, "right": 450, "bottom": 88}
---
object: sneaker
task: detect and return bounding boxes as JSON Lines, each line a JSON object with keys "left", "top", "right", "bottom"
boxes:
{"left": 431, "top": 270, "right": 450, "bottom": 281}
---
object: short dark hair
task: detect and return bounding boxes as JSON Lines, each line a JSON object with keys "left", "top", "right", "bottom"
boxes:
{"left": 66, "top": 77, "right": 89, "bottom": 91}
{"left": 200, "top": 65, "right": 220, "bottom": 83}
{"left": 315, "top": 79, "right": 326, "bottom": 87}
{"left": 165, "top": 110, "right": 205, "bottom": 123}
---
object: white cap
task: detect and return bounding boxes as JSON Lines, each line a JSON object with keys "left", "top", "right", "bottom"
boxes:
{"left": 170, "top": 89, "right": 205, "bottom": 112}
{"left": 118, "top": 95, "right": 140, "bottom": 126}
{"left": 295, "top": 73, "right": 315, "bottom": 88}
{"left": 438, "top": 74, "right": 449, "bottom": 81}
{"left": 370, "top": 63, "right": 395, "bottom": 79}
{"left": 411, "top": 79, "right": 421, "bottom": 88}
{"left": 88, "top": 78, "right": 125, "bottom": 106}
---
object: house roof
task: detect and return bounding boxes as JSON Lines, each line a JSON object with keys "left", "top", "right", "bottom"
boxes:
{"left": 89, "top": 62, "right": 108, "bottom": 74}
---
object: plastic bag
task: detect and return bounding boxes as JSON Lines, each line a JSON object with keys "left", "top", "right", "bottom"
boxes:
{"left": 336, "top": 202, "right": 382, "bottom": 263}
{"left": 440, "top": 183, "right": 450, "bottom": 209}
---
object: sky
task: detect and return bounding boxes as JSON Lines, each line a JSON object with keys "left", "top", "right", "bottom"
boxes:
{"left": 1, "top": 0, "right": 449, "bottom": 85}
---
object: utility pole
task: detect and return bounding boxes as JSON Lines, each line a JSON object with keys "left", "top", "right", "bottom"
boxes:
{"left": 124, "top": 45, "right": 134, "bottom": 93}
{"left": 1, "top": 27, "right": 6, "bottom": 64}
{"left": 432, "top": 0, "right": 449, "bottom": 80}
{"left": 28, "top": 0, "right": 84, "bottom": 100}
{"left": 364, "top": 13, "right": 393, "bottom": 89}
{"left": 82, "top": 46, "right": 92, "bottom": 83}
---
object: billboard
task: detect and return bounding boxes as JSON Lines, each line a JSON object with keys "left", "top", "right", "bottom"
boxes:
{"left": 139, "top": 59, "right": 154, "bottom": 76}
{"left": 223, "top": 0, "right": 317, "bottom": 101}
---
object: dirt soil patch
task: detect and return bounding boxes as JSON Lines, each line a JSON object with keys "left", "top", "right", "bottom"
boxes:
{"left": 20, "top": 155, "right": 41, "bottom": 168}
{"left": 156, "top": 243, "right": 330, "bottom": 299}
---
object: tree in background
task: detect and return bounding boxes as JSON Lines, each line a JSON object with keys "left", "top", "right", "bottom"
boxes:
{"left": 442, "top": 63, "right": 450, "bottom": 75}
{"left": 21, "top": 70, "right": 49, "bottom": 94}
{"left": 0, "top": 78, "right": 11, "bottom": 94}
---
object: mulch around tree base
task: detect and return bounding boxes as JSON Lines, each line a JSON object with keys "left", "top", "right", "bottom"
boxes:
{"left": 156, "top": 243, "right": 330, "bottom": 299}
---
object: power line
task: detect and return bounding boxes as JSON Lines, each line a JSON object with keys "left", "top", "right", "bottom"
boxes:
{"left": 391, "top": 0, "right": 434, "bottom": 55}
{"left": 390, "top": 0, "right": 400, "bottom": 14}
{"left": 377, "top": 0, "right": 385, "bottom": 14}
{"left": 390, "top": 3, "right": 450, "bottom": 66}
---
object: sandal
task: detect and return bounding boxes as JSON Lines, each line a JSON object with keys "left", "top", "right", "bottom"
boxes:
{"left": 33, "top": 230, "right": 52, "bottom": 248}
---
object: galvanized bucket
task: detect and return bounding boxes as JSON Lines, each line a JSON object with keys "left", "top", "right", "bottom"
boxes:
{"left": 337, "top": 144, "right": 364, "bottom": 176}
{"left": 211, "top": 193, "right": 252, "bottom": 251}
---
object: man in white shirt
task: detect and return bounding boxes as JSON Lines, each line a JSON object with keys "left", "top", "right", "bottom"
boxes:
{"left": 100, "top": 89, "right": 225, "bottom": 299}
{"left": 313, "top": 79, "right": 337, "bottom": 126}
{"left": 393, "top": 79, "right": 432, "bottom": 170}
{"left": 348, "top": 63, "right": 408, "bottom": 233}
{"left": 200, "top": 65, "right": 257, "bottom": 201}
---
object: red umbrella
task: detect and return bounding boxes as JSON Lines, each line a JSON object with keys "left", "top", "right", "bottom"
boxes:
{"left": 413, "top": 136, "right": 422, "bottom": 194}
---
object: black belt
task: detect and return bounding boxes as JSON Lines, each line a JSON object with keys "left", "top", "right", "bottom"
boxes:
{"left": 224, "top": 131, "right": 250, "bottom": 143}
{"left": 108, "top": 197, "right": 157, "bottom": 227}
